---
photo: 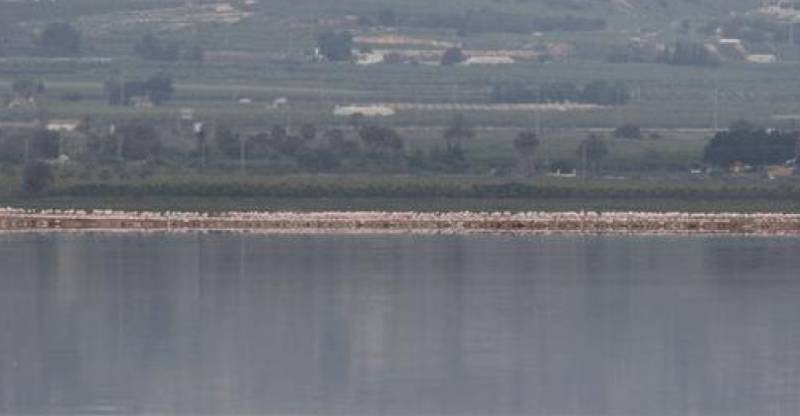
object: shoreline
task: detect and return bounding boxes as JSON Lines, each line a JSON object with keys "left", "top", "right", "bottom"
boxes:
{"left": 3, "top": 209, "right": 800, "bottom": 235}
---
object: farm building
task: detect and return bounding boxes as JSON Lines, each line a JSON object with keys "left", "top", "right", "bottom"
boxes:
{"left": 333, "top": 105, "right": 395, "bottom": 117}
{"left": 355, "top": 51, "right": 385, "bottom": 65}
{"left": 272, "top": 97, "right": 289, "bottom": 109}
{"left": 716, "top": 39, "right": 747, "bottom": 60}
{"left": 747, "top": 54, "right": 778, "bottom": 64}
{"left": 46, "top": 120, "right": 81, "bottom": 133}
{"left": 766, "top": 164, "right": 796, "bottom": 179}
{"left": 462, "top": 56, "right": 515, "bottom": 65}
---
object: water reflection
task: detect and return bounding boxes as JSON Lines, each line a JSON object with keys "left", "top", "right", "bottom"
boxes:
{"left": 1, "top": 234, "right": 799, "bottom": 415}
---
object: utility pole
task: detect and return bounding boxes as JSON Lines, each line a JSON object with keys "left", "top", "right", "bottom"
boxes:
{"left": 713, "top": 87, "right": 720, "bottom": 132}
{"left": 790, "top": 1, "right": 797, "bottom": 61}
{"left": 535, "top": 86, "right": 542, "bottom": 135}
{"left": 21, "top": 133, "right": 31, "bottom": 192}
{"left": 23, "top": 135, "right": 30, "bottom": 165}
{"left": 119, "top": 68, "right": 126, "bottom": 106}
{"left": 535, "top": 110, "right": 542, "bottom": 136}
{"left": 239, "top": 134, "right": 247, "bottom": 175}
{"left": 581, "top": 138, "right": 588, "bottom": 182}
{"left": 117, "top": 136, "right": 124, "bottom": 162}
{"left": 712, "top": 70, "right": 720, "bottom": 132}
{"left": 111, "top": 124, "right": 124, "bottom": 163}
{"left": 194, "top": 122, "right": 206, "bottom": 169}
{"left": 795, "top": 133, "right": 800, "bottom": 161}
{"left": 286, "top": 106, "right": 292, "bottom": 135}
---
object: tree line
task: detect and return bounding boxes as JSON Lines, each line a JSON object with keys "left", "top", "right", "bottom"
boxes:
{"left": 0, "top": 114, "right": 620, "bottom": 193}
{"left": 3, "top": 109, "right": 797, "bottom": 194}
{"left": 133, "top": 33, "right": 204, "bottom": 62}
{"left": 609, "top": 40, "right": 720, "bottom": 67}
{"left": 26, "top": 22, "right": 204, "bottom": 62}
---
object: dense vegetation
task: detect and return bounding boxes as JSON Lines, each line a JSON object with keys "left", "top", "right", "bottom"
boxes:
{"left": 703, "top": 122, "right": 798, "bottom": 167}
{"left": 38, "top": 22, "right": 81, "bottom": 57}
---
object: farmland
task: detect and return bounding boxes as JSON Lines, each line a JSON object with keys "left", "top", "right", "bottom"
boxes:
{"left": 2, "top": 0, "right": 799, "bottom": 131}
{"left": 1, "top": 0, "right": 798, "bottom": 210}
{"left": 5, "top": 59, "right": 800, "bottom": 130}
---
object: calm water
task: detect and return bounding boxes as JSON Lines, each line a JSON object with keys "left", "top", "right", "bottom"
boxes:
{"left": 1, "top": 234, "right": 800, "bottom": 416}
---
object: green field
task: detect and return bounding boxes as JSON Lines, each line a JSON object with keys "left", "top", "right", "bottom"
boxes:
{"left": 2, "top": 171, "right": 799, "bottom": 213}
{"left": 2, "top": 0, "right": 794, "bottom": 130}
{"left": 4, "top": 60, "right": 800, "bottom": 130}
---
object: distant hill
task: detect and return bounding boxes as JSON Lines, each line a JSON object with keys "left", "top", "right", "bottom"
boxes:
{"left": 0, "top": 0, "right": 770, "bottom": 58}
{"left": 0, "top": 0, "right": 765, "bottom": 27}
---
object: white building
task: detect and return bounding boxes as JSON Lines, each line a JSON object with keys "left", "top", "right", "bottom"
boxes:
{"left": 747, "top": 54, "right": 778, "bottom": 64}
{"left": 46, "top": 120, "right": 81, "bottom": 133}
{"left": 355, "top": 51, "right": 385, "bottom": 65}
{"left": 462, "top": 56, "right": 515, "bottom": 66}
{"left": 333, "top": 105, "right": 395, "bottom": 117}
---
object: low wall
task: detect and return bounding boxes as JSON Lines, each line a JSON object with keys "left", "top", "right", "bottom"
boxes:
{"left": 3, "top": 209, "right": 800, "bottom": 234}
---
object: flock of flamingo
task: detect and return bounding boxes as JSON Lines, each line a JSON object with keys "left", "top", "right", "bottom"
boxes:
{"left": 2, "top": 208, "right": 800, "bottom": 235}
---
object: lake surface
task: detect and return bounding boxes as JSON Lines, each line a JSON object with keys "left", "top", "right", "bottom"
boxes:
{"left": 1, "top": 234, "right": 800, "bottom": 416}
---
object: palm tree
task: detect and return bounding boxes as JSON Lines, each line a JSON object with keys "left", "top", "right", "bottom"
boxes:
{"left": 443, "top": 114, "right": 475, "bottom": 153}
{"left": 513, "top": 131, "right": 540, "bottom": 176}
{"left": 577, "top": 134, "right": 609, "bottom": 178}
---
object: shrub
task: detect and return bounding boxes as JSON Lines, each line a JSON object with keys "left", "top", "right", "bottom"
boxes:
{"left": 21, "top": 162, "right": 54, "bottom": 194}
{"left": 116, "top": 122, "right": 162, "bottom": 161}
{"left": 31, "top": 130, "right": 61, "bottom": 159}
{"left": 40, "top": 22, "right": 81, "bottom": 56}
{"left": 316, "top": 31, "right": 353, "bottom": 62}
{"left": 441, "top": 47, "right": 467, "bottom": 66}
{"left": 60, "top": 91, "right": 84, "bottom": 102}
{"left": 703, "top": 124, "right": 797, "bottom": 167}
{"left": 614, "top": 124, "right": 642, "bottom": 140}
{"left": 133, "top": 33, "right": 180, "bottom": 61}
